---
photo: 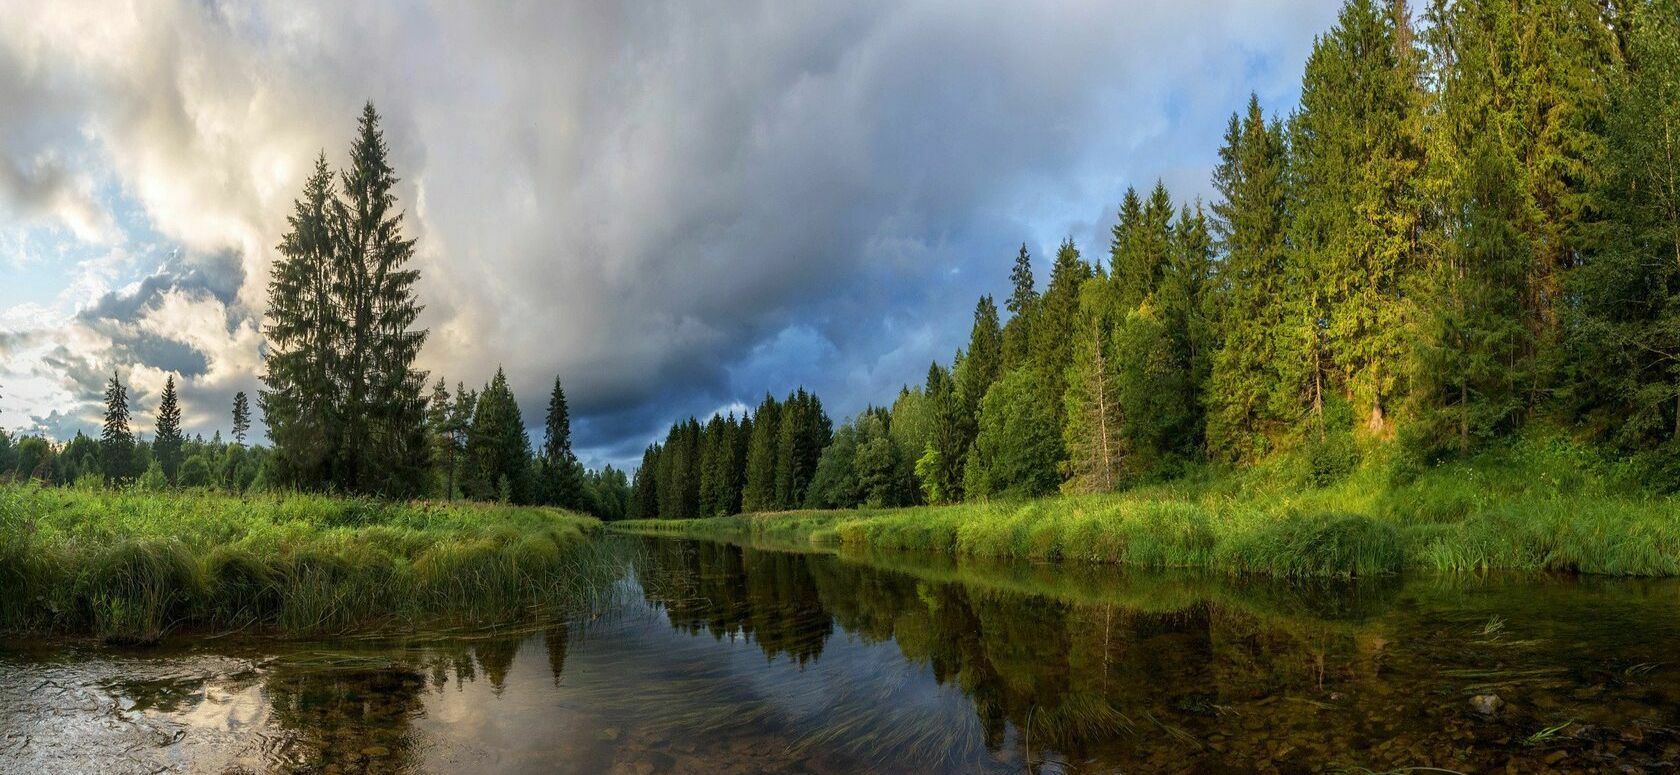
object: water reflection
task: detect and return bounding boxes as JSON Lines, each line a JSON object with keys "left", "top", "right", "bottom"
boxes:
{"left": 4, "top": 535, "right": 1680, "bottom": 773}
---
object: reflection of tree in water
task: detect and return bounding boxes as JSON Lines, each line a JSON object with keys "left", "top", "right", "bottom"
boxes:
{"left": 264, "top": 660, "right": 428, "bottom": 774}
{"left": 635, "top": 538, "right": 832, "bottom": 664}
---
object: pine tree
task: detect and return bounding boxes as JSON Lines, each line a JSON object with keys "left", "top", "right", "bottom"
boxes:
{"left": 774, "top": 389, "right": 831, "bottom": 509}
{"left": 919, "top": 363, "right": 969, "bottom": 503}
{"left": 1289, "top": 0, "right": 1426, "bottom": 437}
{"left": 154, "top": 375, "right": 183, "bottom": 485}
{"left": 230, "top": 391, "right": 250, "bottom": 446}
{"left": 101, "top": 370, "right": 133, "bottom": 485}
{"left": 426, "top": 378, "right": 453, "bottom": 496}
{"left": 630, "top": 445, "right": 661, "bottom": 518}
{"left": 1158, "top": 203, "right": 1216, "bottom": 456}
{"left": 1207, "top": 96, "right": 1292, "bottom": 461}
{"left": 262, "top": 103, "right": 430, "bottom": 496}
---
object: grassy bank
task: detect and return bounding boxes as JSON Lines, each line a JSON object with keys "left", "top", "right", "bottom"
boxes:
{"left": 613, "top": 436, "right": 1680, "bottom": 577}
{"left": 0, "top": 484, "right": 618, "bottom": 642}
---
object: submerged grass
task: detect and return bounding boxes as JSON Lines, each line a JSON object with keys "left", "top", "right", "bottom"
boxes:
{"left": 0, "top": 485, "right": 617, "bottom": 643}
{"left": 613, "top": 435, "right": 1680, "bottom": 578}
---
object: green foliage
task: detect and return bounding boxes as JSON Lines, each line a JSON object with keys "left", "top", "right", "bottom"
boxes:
{"left": 742, "top": 393, "right": 782, "bottom": 512}
{"left": 467, "top": 368, "right": 534, "bottom": 503}
{"left": 965, "top": 368, "right": 1063, "bottom": 500}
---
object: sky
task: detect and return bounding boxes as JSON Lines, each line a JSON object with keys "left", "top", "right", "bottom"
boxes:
{"left": 0, "top": 0, "right": 1340, "bottom": 470}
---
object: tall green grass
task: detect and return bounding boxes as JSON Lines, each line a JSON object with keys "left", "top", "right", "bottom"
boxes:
{"left": 612, "top": 435, "right": 1680, "bottom": 578}
{"left": 0, "top": 485, "right": 618, "bottom": 643}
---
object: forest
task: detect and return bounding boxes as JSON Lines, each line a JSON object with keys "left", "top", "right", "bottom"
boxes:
{"left": 625, "top": 0, "right": 1680, "bottom": 519}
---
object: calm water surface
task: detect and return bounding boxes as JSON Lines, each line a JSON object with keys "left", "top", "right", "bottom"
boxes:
{"left": 3, "top": 535, "right": 1680, "bottom": 773}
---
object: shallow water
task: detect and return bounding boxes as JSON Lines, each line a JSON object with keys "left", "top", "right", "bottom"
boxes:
{"left": 4, "top": 535, "right": 1680, "bottom": 774}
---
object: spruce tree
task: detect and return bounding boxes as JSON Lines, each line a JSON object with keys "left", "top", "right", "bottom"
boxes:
{"left": 467, "top": 368, "right": 532, "bottom": 503}
{"left": 101, "top": 370, "right": 134, "bottom": 485}
{"left": 154, "top": 375, "right": 183, "bottom": 485}
{"left": 1289, "top": 0, "right": 1426, "bottom": 436}
{"left": 741, "top": 394, "right": 781, "bottom": 512}
{"left": 426, "top": 378, "right": 453, "bottom": 497}
{"left": 1031, "top": 238, "right": 1093, "bottom": 431}
{"left": 333, "top": 102, "right": 430, "bottom": 495}
{"left": 1001, "top": 244, "right": 1039, "bottom": 369}
{"left": 230, "top": 391, "right": 250, "bottom": 446}
{"left": 959, "top": 295, "right": 1003, "bottom": 410}
{"left": 1062, "top": 276, "right": 1126, "bottom": 492}
{"left": 1207, "top": 96, "right": 1292, "bottom": 462}
{"left": 262, "top": 154, "right": 339, "bottom": 486}
{"left": 539, "top": 377, "right": 580, "bottom": 507}
{"left": 918, "top": 363, "right": 969, "bottom": 503}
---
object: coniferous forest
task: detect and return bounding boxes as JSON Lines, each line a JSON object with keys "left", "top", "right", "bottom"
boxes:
{"left": 626, "top": 0, "right": 1680, "bottom": 518}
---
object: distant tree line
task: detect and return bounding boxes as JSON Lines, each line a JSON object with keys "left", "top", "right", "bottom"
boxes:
{"left": 628, "top": 0, "right": 1680, "bottom": 516}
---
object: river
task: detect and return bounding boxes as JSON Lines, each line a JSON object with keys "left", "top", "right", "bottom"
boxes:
{"left": 3, "top": 535, "right": 1678, "bottom": 773}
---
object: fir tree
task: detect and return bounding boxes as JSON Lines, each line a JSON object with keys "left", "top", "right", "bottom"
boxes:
{"left": 1031, "top": 238, "right": 1093, "bottom": 430}
{"left": 262, "top": 153, "right": 339, "bottom": 486}
{"left": 154, "top": 375, "right": 183, "bottom": 485}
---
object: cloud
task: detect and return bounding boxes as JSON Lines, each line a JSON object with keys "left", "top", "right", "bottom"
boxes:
{"left": 0, "top": 0, "right": 1339, "bottom": 466}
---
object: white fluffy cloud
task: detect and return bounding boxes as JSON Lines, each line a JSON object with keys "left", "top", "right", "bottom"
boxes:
{"left": 0, "top": 0, "right": 1339, "bottom": 462}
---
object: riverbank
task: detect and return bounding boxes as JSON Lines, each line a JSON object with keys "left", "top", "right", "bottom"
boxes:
{"left": 612, "top": 437, "right": 1680, "bottom": 577}
{"left": 0, "top": 485, "right": 614, "bottom": 642}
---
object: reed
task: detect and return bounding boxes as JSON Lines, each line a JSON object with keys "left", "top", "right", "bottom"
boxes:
{"left": 0, "top": 485, "right": 618, "bottom": 642}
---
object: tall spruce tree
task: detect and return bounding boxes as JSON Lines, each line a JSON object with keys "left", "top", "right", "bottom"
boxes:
{"left": 230, "top": 391, "right": 250, "bottom": 446}
{"left": 959, "top": 295, "right": 1004, "bottom": 410}
{"left": 1289, "top": 0, "right": 1426, "bottom": 437}
{"left": 1001, "top": 244, "right": 1039, "bottom": 369}
{"left": 539, "top": 377, "right": 581, "bottom": 507}
{"left": 1032, "top": 238, "right": 1094, "bottom": 431}
{"left": 333, "top": 103, "right": 430, "bottom": 495}
{"left": 262, "top": 154, "right": 339, "bottom": 486}
{"left": 741, "top": 393, "right": 781, "bottom": 512}
{"left": 154, "top": 375, "right": 183, "bottom": 485}
{"left": 101, "top": 370, "right": 133, "bottom": 485}
{"left": 1208, "top": 96, "right": 1292, "bottom": 461}
{"left": 1062, "top": 275, "right": 1126, "bottom": 492}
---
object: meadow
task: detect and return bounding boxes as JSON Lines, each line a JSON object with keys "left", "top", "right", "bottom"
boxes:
{"left": 0, "top": 485, "right": 617, "bottom": 643}
{"left": 613, "top": 435, "right": 1680, "bottom": 578}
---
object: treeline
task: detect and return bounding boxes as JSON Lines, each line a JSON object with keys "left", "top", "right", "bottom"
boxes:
{"left": 628, "top": 389, "right": 833, "bottom": 519}
{"left": 630, "top": 0, "right": 1680, "bottom": 517}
